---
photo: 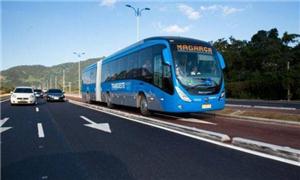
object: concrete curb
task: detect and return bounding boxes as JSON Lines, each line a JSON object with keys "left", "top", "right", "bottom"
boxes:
{"left": 213, "top": 113, "right": 300, "bottom": 127}
{"left": 68, "top": 99, "right": 231, "bottom": 143}
{"left": 232, "top": 137, "right": 300, "bottom": 162}
{"left": 226, "top": 104, "right": 296, "bottom": 111}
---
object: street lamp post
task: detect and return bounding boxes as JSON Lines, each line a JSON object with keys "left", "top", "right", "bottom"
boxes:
{"left": 73, "top": 52, "right": 85, "bottom": 97}
{"left": 125, "top": 4, "right": 150, "bottom": 41}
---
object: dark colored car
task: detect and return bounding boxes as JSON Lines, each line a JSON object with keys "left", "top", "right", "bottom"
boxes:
{"left": 46, "top": 89, "right": 65, "bottom": 102}
{"left": 34, "top": 89, "right": 43, "bottom": 98}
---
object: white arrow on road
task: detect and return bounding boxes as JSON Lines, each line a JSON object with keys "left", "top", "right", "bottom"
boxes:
{"left": 80, "top": 116, "right": 111, "bottom": 133}
{"left": 0, "top": 117, "right": 12, "bottom": 134}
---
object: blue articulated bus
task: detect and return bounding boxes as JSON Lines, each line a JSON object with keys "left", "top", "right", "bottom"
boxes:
{"left": 82, "top": 36, "right": 226, "bottom": 115}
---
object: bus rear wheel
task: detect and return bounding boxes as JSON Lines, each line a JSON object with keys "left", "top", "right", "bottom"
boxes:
{"left": 106, "top": 93, "right": 114, "bottom": 108}
{"left": 140, "top": 95, "right": 151, "bottom": 116}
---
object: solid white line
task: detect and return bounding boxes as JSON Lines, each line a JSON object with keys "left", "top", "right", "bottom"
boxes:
{"left": 154, "top": 113, "right": 179, "bottom": 119}
{"left": 36, "top": 107, "right": 39, "bottom": 112}
{"left": 69, "top": 100, "right": 300, "bottom": 166}
{"left": 37, "top": 123, "right": 45, "bottom": 138}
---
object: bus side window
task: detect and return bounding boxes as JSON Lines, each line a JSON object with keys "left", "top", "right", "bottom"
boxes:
{"left": 127, "top": 53, "right": 135, "bottom": 79}
{"left": 154, "top": 55, "right": 163, "bottom": 88}
{"left": 106, "top": 63, "right": 111, "bottom": 81}
{"left": 101, "top": 64, "right": 106, "bottom": 82}
{"left": 139, "top": 47, "right": 153, "bottom": 83}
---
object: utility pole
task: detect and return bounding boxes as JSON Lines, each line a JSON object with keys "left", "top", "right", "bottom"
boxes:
{"left": 68, "top": 82, "right": 71, "bottom": 93}
{"left": 125, "top": 4, "right": 150, "bottom": 41}
{"left": 55, "top": 76, "right": 57, "bottom": 89}
{"left": 287, "top": 61, "right": 290, "bottom": 101}
{"left": 49, "top": 76, "right": 52, "bottom": 89}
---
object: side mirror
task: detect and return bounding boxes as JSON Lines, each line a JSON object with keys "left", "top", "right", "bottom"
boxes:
{"left": 162, "top": 48, "right": 172, "bottom": 65}
{"left": 217, "top": 51, "right": 226, "bottom": 69}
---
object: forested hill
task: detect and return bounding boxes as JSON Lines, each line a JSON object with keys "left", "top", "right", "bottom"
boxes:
{"left": 213, "top": 28, "right": 300, "bottom": 100}
{"left": 0, "top": 57, "right": 103, "bottom": 92}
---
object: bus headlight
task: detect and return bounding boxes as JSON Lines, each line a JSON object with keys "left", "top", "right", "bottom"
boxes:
{"left": 175, "top": 87, "right": 191, "bottom": 102}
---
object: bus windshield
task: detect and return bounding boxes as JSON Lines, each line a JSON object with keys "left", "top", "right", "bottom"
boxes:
{"left": 172, "top": 47, "right": 222, "bottom": 94}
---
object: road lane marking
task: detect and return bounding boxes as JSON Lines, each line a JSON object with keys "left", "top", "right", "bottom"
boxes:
{"left": 37, "top": 123, "right": 45, "bottom": 138}
{"left": 0, "top": 117, "right": 12, "bottom": 134}
{"left": 154, "top": 113, "right": 179, "bottom": 119}
{"left": 69, "top": 100, "right": 300, "bottom": 166}
{"left": 36, "top": 107, "right": 39, "bottom": 112}
{"left": 155, "top": 113, "right": 217, "bottom": 125}
{"left": 80, "top": 115, "right": 111, "bottom": 133}
{"left": 177, "top": 118, "right": 217, "bottom": 125}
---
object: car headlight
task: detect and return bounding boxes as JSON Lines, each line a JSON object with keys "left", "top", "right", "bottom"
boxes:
{"left": 30, "top": 95, "right": 35, "bottom": 98}
{"left": 175, "top": 87, "right": 191, "bottom": 102}
{"left": 12, "top": 94, "right": 16, "bottom": 98}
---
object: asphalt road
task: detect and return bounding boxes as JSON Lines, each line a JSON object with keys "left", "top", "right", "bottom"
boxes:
{"left": 227, "top": 99, "right": 300, "bottom": 109}
{"left": 1, "top": 99, "right": 299, "bottom": 180}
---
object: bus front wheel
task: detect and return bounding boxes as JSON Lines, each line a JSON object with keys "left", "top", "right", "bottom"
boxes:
{"left": 140, "top": 95, "right": 151, "bottom": 116}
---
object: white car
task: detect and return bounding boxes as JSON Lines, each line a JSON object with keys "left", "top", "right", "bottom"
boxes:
{"left": 10, "top": 86, "right": 37, "bottom": 105}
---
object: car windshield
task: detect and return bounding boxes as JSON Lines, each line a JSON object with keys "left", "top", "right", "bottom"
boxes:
{"left": 48, "top": 89, "right": 62, "bottom": 93}
{"left": 34, "top": 89, "right": 42, "bottom": 93}
{"left": 14, "top": 88, "right": 33, "bottom": 93}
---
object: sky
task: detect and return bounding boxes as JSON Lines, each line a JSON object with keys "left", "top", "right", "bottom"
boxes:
{"left": 1, "top": 0, "right": 299, "bottom": 70}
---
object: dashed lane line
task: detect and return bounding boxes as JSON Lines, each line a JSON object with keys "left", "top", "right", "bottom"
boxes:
{"left": 37, "top": 123, "right": 45, "bottom": 138}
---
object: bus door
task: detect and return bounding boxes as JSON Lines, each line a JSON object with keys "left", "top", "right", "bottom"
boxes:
{"left": 149, "top": 54, "right": 165, "bottom": 111}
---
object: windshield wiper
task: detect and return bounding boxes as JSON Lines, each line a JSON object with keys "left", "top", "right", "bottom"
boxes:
{"left": 189, "top": 78, "right": 217, "bottom": 88}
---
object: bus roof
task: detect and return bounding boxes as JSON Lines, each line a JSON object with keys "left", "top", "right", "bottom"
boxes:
{"left": 104, "top": 36, "right": 212, "bottom": 62}
{"left": 144, "top": 36, "right": 212, "bottom": 46}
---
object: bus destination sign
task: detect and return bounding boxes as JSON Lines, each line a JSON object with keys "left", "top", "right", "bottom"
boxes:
{"left": 176, "top": 44, "right": 213, "bottom": 54}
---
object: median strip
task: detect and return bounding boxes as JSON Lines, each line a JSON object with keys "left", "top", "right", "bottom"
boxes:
{"left": 226, "top": 104, "right": 296, "bottom": 111}
{"left": 232, "top": 137, "right": 300, "bottom": 162}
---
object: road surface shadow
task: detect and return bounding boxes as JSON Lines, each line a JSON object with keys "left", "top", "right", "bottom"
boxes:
{"left": 2, "top": 151, "right": 135, "bottom": 180}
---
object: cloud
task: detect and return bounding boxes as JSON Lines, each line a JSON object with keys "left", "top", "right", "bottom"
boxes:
{"left": 177, "top": 4, "right": 201, "bottom": 20}
{"left": 200, "top": 5, "right": 243, "bottom": 16}
{"left": 222, "top": 6, "right": 243, "bottom": 15}
{"left": 162, "top": 24, "right": 190, "bottom": 33}
{"left": 100, "top": 0, "right": 117, "bottom": 7}
{"left": 153, "top": 22, "right": 190, "bottom": 34}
